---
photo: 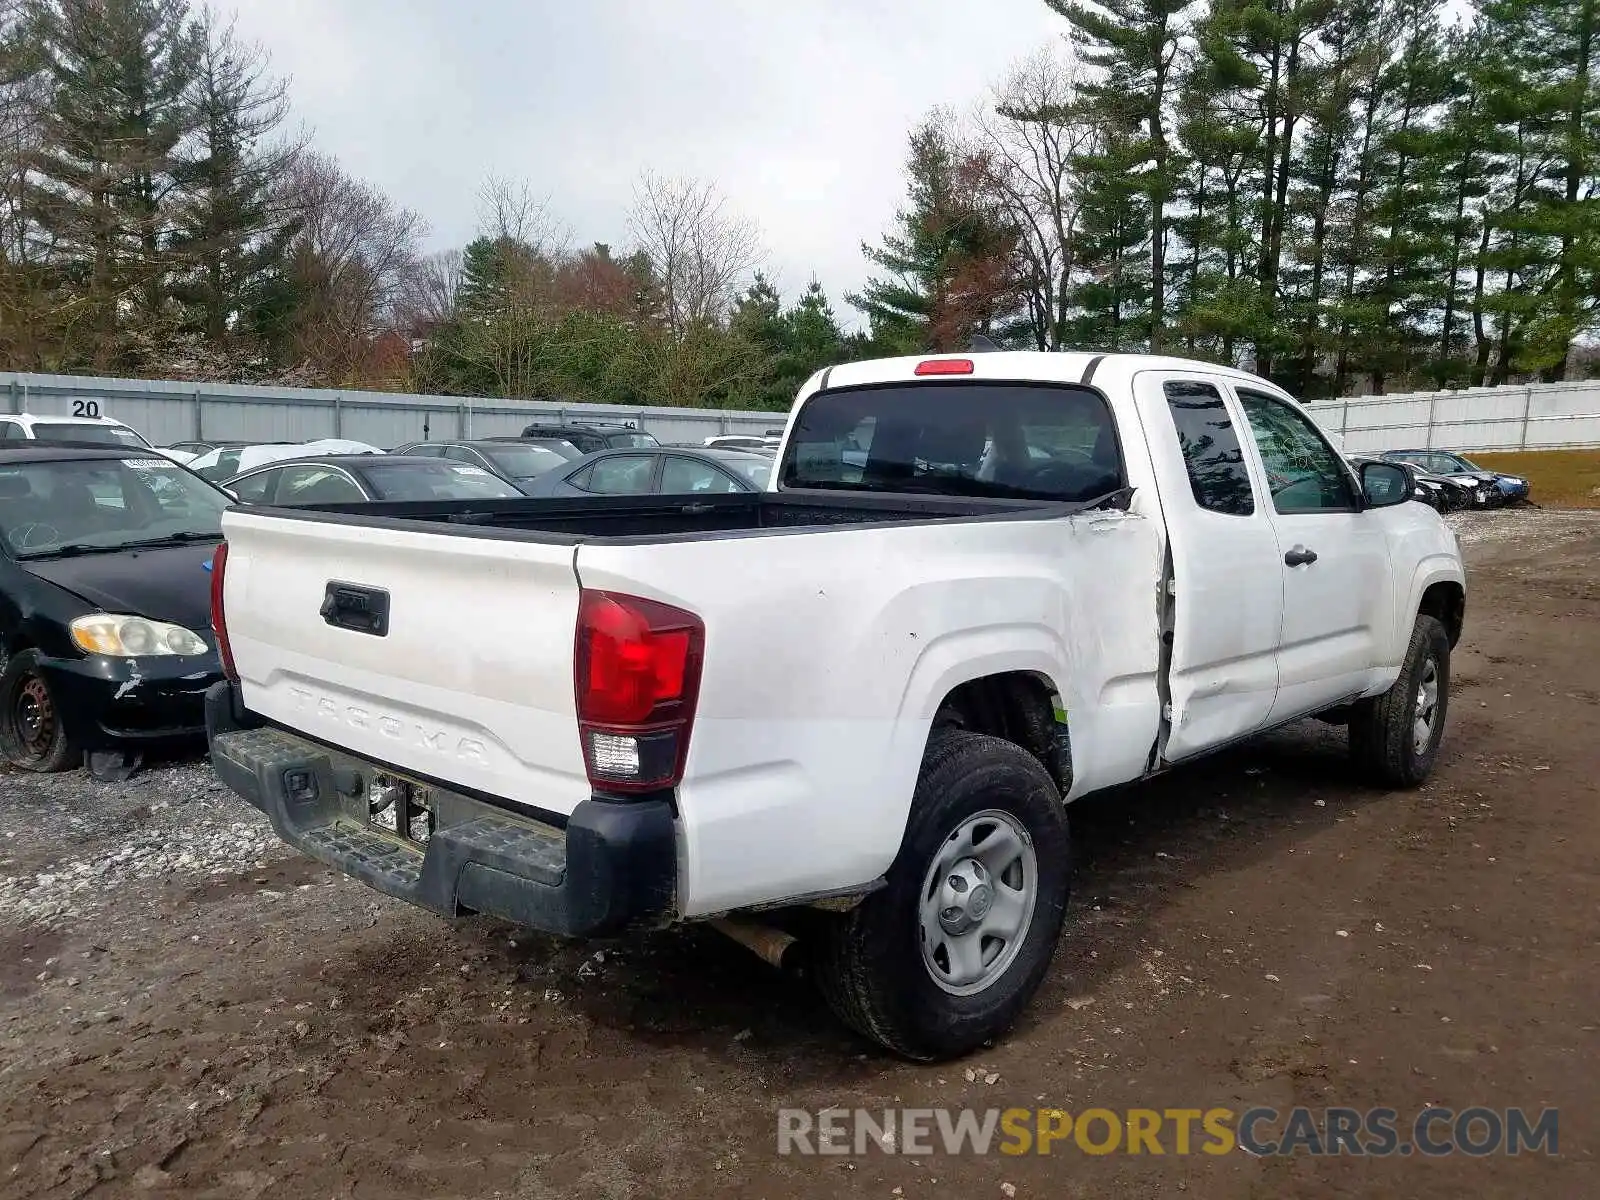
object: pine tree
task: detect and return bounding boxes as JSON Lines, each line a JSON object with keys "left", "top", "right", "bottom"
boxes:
{"left": 167, "top": 14, "right": 300, "bottom": 366}
{"left": 850, "top": 120, "right": 1016, "bottom": 352}
{"left": 26, "top": 0, "right": 202, "bottom": 368}
{"left": 1064, "top": 126, "right": 1153, "bottom": 349}
{"left": 1171, "top": 44, "right": 1261, "bottom": 362}
{"left": 783, "top": 278, "right": 845, "bottom": 377}
{"left": 1047, "top": 0, "right": 1195, "bottom": 349}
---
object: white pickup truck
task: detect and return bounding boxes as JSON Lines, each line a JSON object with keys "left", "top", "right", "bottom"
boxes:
{"left": 206, "top": 350, "right": 1465, "bottom": 1060}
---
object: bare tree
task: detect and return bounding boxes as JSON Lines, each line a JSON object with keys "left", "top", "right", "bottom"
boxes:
{"left": 399, "top": 246, "right": 462, "bottom": 334}
{"left": 476, "top": 173, "right": 570, "bottom": 259}
{"left": 960, "top": 48, "right": 1093, "bottom": 351}
{"left": 281, "top": 151, "right": 426, "bottom": 382}
{"left": 627, "top": 170, "right": 762, "bottom": 335}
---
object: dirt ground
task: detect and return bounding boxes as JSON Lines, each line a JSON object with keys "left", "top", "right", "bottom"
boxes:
{"left": 2, "top": 509, "right": 1597, "bottom": 1200}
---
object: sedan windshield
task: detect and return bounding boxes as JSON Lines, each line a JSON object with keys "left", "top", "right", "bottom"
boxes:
{"left": 30, "top": 422, "right": 149, "bottom": 448}
{"left": 359, "top": 461, "right": 522, "bottom": 501}
{"left": 481, "top": 444, "right": 572, "bottom": 480}
{"left": 0, "top": 457, "right": 227, "bottom": 558}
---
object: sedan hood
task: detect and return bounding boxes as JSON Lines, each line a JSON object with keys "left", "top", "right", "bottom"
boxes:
{"left": 22, "top": 542, "right": 218, "bottom": 630}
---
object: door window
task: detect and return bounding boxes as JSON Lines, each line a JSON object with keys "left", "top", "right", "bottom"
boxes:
{"left": 1235, "top": 389, "right": 1356, "bottom": 514}
{"left": 405, "top": 443, "right": 446, "bottom": 458}
{"left": 1162, "top": 381, "right": 1255, "bottom": 516}
{"left": 275, "top": 465, "right": 366, "bottom": 504}
{"left": 580, "top": 455, "right": 656, "bottom": 495}
{"left": 660, "top": 456, "right": 743, "bottom": 494}
{"left": 229, "top": 471, "right": 276, "bottom": 503}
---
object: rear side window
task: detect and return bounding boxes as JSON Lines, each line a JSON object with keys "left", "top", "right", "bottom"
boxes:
{"left": 1163, "top": 381, "right": 1255, "bottom": 516}
{"left": 229, "top": 471, "right": 276, "bottom": 503}
{"left": 580, "top": 454, "right": 656, "bottom": 495}
{"left": 780, "top": 383, "right": 1123, "bottom": 502}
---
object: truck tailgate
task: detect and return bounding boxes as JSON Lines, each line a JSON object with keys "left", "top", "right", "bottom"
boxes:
{"left": 219, "top": 509, "right": 590, "bottom": 816}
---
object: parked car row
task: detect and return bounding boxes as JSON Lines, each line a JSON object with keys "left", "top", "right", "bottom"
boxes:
{"left": 1366, "top": 449, "right": 1532, "bottom": 511}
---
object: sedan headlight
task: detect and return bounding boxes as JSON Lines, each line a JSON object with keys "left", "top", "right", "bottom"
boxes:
{"left": 70, "top": 614, "right": 209, "bottom": 657}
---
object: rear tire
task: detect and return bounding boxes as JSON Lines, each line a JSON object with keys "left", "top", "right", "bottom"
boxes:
{"left": 815, "top": 729, "right": 1070, "bottom": 1060}
{"left": 1349, "top": 615, "right": 1450, "bottom": 788}
{"left": 0, "top": 659, "right": 81, "bottom": 773}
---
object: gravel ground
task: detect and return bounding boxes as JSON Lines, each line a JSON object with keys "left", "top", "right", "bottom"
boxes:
{"left": 1, "top": 503, "right": 1595, "bottom": 1199}
{"left": 0, "top": 757, "right": 286, "bottom": 927}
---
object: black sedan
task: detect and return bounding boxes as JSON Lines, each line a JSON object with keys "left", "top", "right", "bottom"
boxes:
{"left": 224, "top": 454, "right": 525, "bottom": 505}
{"left": 390, "top": 438, "right": 578, "bottom": 492}
{"left": 527, "top": 447, "right": 774, "bottom": 497}
{"left": 1382, "top": 449, "right": 1529, "bottom": 507}
{"left": 1347, "top": 455, "right": 1461, "bottom": 513}
{"left": 0, "top": 446, "right": 231, "bottom": 772}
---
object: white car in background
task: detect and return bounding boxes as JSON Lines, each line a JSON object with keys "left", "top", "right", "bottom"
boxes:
{"left": 187, "top": 439, "right": 385, "bottom": 483}
{"left": 703, "top": 434, "right": 781, "bottom": 451}
{"left": 0, "top": 411, "right": 163, "bottom": 452}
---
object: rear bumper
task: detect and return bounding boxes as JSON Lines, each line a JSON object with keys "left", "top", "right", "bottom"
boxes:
{"left": 205, "top": 681, "right": 676, "bottom": 937}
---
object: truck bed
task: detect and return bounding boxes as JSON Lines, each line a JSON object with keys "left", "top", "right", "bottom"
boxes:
{"left": 258, "top": 489, "right": 1083, "bottom": 543}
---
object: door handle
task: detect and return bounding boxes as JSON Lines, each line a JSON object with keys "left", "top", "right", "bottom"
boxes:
{"left": 1284, "top": 546, "right": 1318, "bottom": 567}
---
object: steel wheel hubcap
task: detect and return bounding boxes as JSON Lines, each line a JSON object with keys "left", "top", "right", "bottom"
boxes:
{"left": 919, "top": 809, "right": 1038, "bottom": 996}
{"left": 1413, "top": 657, "right": 1440, "bottom": 755}
{"left": 14, "top": 676, "right": 56, "bottom": 759}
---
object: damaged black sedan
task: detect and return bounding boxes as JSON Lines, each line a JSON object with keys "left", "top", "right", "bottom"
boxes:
{"left": 0, "top": 446, "right": 229, "bottom": 775}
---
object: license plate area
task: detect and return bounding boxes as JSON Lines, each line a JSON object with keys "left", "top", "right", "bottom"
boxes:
{"left": 362, "top": 770, "right": 435, "bottom": 846}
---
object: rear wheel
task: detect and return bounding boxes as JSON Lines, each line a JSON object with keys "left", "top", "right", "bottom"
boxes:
{"left": 815, "top": 730, "right": 1071, "bottom": 1060}
{"left": 0, "top": 661, "right": 81, "bottom": 773}
{"left": 1349, "top": 614, "right": 1450, "bottom": 788}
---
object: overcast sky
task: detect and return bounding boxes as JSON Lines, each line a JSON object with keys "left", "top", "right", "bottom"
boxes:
{"left": 228, "top": 0, "right": 1068, "bottom": 325}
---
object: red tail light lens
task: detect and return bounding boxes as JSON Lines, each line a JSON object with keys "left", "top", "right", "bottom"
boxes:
{"left": 209, "top": 541, "right": 237, "bottom": 680}
{"left": 575, "top": 590, "right": 703, "bottom": 792}
{"left": 915, "top": 358, "right": 974, "bottom": 376}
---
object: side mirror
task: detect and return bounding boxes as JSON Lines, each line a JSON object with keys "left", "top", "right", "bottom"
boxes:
{"left": 1360, "top": 461, "right": 1411, "bottom": 508}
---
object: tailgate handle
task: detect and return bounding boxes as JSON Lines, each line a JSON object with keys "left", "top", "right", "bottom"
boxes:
{"left": 320, "top": 582, "right": 390, "bottom": 636}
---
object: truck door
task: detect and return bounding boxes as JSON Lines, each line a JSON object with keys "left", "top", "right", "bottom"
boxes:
{"left": 1134, "top": 372, "right": 1284, "bottom": 760}
{"left": 1227, "top": 385, "right": 1393, "bottom": 723}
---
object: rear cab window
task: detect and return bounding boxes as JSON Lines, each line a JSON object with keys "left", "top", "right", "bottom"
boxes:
{"left": 778, "top": 382, "right": 1125, "bottom": 503}
{"left": 1162, "top": 381, "right": 1255, "bottom": 516}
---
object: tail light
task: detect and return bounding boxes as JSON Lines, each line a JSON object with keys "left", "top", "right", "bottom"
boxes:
{"left": 209, "top": 541, "right": 237, "bottom": 680}
{"left": 574, "top": 589, "right": 704, "bottom": 793}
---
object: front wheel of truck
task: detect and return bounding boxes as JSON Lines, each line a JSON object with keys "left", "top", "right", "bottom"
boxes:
{"left": 816, "top": 729, "right": 1071, "bottom": 1061}
{"left": 1348, "top": 613, "right": 1451, "bottom": 788}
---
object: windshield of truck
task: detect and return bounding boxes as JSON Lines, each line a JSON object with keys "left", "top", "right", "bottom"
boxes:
{"left": 779, "top": 382, "right": 1124, "bottom": 502}
{"left": 0, "top": 456, "right": 227, "bottom": 558}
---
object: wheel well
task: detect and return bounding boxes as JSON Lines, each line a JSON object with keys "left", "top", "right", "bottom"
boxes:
{"left": 932, "top": 672, "right": 1070, "bottom": 794}
{"left": 1419, "top": 581, "right": 1465, "bottom": 647}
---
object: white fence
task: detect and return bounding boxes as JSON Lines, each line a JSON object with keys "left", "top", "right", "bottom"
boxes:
{"left": 4, "top": 369, "right": 1599, "bottom": 454}
{"left": 1309, "top": 381, "right": 1600, "bottom": 453}
{"left": 0, "top": 373, "right": 784, "bottom": 449}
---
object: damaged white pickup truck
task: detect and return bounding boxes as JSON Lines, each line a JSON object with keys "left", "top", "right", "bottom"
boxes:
{"left": 205, "top": 350, "right": 1465, "bottom": 1060}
